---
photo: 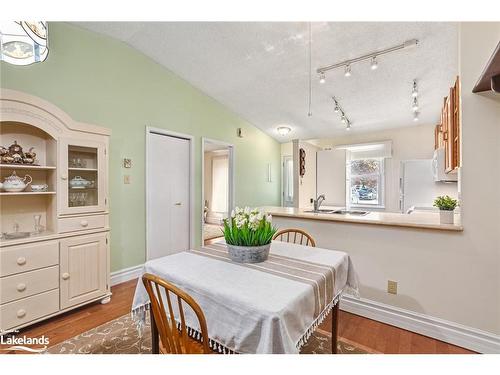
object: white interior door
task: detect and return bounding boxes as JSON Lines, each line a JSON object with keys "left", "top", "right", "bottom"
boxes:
{"left": 316, "top": 150, "right": 346, "bottom": 206}
{"left": 147, "top": 131, "right": 191, "bottom": 260}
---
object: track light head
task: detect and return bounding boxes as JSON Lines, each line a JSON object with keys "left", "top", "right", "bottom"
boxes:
{"left": 341, "top": 115, "right": 347, "bottom": 124}
{"left": 346, "top": 122, "right": 351, "bottom": 131}
{"left": 412, "top": 98, "right": 419, "bottom": 112}
{"left": 370, "top": 56, "right": 378, "bottom": 70}
{"left": 413, "top": 112, "right": 419, "bottom": 122}
{"left": 319, "top": 72, "right": 326, "bottom": 84}
{"left": 412, "top": 79, "right": 419, "bottom": 97}
{"left": 344, "top": 65, "right": 352, "bottom": 77}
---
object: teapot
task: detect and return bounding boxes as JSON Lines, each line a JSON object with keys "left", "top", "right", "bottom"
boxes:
{"left": 2, "top": 171, "right": 32, "bottom": 192}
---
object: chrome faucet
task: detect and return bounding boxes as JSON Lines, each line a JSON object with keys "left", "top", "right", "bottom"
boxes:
{"left": 313, "top": 194, "right": 326, "bottom": 211}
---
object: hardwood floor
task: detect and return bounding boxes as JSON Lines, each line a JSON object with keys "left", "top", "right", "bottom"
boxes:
{"left": 3, "top": 279, "right": 474, "bottom": 354}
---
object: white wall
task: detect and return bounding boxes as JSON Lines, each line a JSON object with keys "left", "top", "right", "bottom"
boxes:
{"left": 275, "top": 23, "right": 500, "bottom": 346}
{"left": 313, "top": 124, "right": 458, "bottom": 212}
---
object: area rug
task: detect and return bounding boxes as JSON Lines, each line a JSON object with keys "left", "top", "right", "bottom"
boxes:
{"left": 47, "top": 314, "right": 370, "bottom": 354}
{"left": 203, "top": 223, "right": 224, "bottom": 241}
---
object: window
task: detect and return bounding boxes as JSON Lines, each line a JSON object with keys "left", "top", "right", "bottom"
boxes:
{"left": 348, "top": 158, "right": 384, "bottom": 208}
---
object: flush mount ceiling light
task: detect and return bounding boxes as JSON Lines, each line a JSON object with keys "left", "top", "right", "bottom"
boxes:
{"left": 277, "top": 126, "right": 292, "bottom": 136}
{"left": 317, "top": 39, "right": 418, "bottom": 82}
{"left": 331, "top": 97, "right": 352, "bottom": 131}
{"left": 0, "top": 21, "right": 48, "bottom": 65}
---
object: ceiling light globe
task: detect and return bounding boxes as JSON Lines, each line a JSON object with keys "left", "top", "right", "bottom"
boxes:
{"left": 277, "top": 126, "right": 291, "bottom": 136}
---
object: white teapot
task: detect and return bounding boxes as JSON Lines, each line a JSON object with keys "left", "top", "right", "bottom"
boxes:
{"left": 2, "top": 171, "right": 32, "bottom": 192}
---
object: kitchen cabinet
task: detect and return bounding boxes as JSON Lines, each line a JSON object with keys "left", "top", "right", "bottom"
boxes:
{"left": 435, "top": 76, "right": 460, "bottom": 173}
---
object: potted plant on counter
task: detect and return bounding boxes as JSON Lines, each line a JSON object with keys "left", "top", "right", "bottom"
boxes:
{"left": 433, "top": 195, "right": 459, "bottom": 224}
{"left": 223, "top": 207, "right": 277, "bottom": 263}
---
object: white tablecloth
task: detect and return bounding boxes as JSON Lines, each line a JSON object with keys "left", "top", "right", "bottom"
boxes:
{"left": 132, "top": 241, "right": 358, "bottom": 354}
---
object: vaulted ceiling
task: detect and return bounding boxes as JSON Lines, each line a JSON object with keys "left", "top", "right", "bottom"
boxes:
{"left": 75, "top": 22, "right": 458, "bottom": 142}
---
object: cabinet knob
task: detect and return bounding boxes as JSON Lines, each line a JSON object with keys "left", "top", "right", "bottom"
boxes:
{"left": 80, "top": 220, "right": 89, "bottom": 227}
{"left": 17, "top": 283, "right": 27, "bottom": 292}
{"left": 62, "top": 273, "right": 70, "bottom": 280}
{"left": 17, "top": 309, "right": 26, "bottom": 318}
{"left": 61, "top": 174, "right": 68, "bottom": 180}
{"left": 16, "top": 257, "right": 26, "bottom": 266}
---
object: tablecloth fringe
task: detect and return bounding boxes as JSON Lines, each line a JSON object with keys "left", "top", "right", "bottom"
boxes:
{"left": 295, "top": 292, "right": 342, "bottom": 352}
{"left": 131, "top": 303, "right": 235, "bottom": 354}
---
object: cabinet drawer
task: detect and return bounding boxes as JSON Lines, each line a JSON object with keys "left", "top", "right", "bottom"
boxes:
{"left": 1, "top": 266, "right": 59, "bottom": 304}
{"left": 0, "top": 241, "right": 59, "bottom": 277}
{"left": 58, "top": 214, "right": 106, "bottom": 233}
{"left": 0, "top": 289, "right": 59, "bottom": 331}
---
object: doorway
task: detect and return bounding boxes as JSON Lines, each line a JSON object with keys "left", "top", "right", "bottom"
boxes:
{"left": 202, "top": 138, "right": 234, "bottom": 245}
{"left": 146, "top": 128, "right": 193, "bottom": 260}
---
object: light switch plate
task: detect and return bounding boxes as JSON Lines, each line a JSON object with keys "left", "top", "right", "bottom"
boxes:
{"left": 124, "top": 175, "right": 131, "bottom": 184}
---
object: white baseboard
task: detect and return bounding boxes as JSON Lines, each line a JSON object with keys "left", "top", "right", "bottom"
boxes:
{"left": 340, "top": 294, "right": 500, "bottom": 354}
{"left": 110, "top": 264, "right": 143, "bottom": 286}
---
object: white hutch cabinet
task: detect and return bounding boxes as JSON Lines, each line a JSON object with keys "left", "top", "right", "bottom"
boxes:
{"left": 0, "top": 89, "right": 111, "bottom": 332}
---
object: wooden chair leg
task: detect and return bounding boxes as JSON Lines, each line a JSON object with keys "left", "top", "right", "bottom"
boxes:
{"left": 150, "top": 308, "right": 160, "bottom": 354}
{"left": 331, "top": 303, "right": 339, "bottom": 354}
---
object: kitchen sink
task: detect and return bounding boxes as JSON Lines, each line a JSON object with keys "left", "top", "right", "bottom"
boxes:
{"left": 331, "top": 210, "right": 369, "bottom": 216}
{"left": 304, "top": 209, "right": 335, "bottom": 213}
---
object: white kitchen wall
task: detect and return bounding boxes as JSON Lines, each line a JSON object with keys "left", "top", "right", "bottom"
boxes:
{"left": 312, "top": 124, "right": 458, "bottom": 212}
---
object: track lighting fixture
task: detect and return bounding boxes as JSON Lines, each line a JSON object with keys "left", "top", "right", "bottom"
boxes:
{"left": 331, "top": 97, "right": 352, "bottom": 130}
{"left": 316, "top": 38, "right": 418, "bottom": 81}
{"left": 319, "top": 72, "right": 326, "bottom": 84}
{"left": 344, "top": 64, "right": 352, "bottom": 77}
{"left": 412, "top": 97, "right": 419, "bottom": 112}
{"left": 412, "top": 79, "right": 418, "bottom": 97}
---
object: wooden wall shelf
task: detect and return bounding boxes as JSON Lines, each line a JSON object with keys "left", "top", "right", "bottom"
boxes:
{"left": 0, "top": 164, "right": 56, "bottom": 170}
{"left": 472, "top": 41, "right": 500, "bottom": 94}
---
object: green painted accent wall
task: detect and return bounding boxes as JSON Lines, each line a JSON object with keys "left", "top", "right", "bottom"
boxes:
{"left": 0, "top": 23, "right": 281, "bottom": 272}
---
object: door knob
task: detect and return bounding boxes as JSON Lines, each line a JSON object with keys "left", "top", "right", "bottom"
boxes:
{"left": 174, "top": 202, "right": 182, "bottom": 206}
{"left": 17, "top": 309, "right": 26, "bottom": 318}
{"left": 62, "top": 273, "right": 70, "bottom": 280}
{"left": 17, "top": 257, "right": 26, "bottom": 266}
{"left": 17, "top": 283, "right": 27, "bottom": 292}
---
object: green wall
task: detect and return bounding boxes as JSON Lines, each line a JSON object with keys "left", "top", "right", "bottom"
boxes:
{"left": 0, "top": 23, "right": 281, "bottom": 271}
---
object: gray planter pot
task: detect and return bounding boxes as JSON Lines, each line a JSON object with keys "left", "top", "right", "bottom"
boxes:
{"left": 226, "top": 243, "right": 271, "bottom": 263}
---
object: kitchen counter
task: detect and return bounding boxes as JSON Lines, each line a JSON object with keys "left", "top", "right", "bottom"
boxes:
{"left": 262, "top": 206, "right": 463, "bottom": 232}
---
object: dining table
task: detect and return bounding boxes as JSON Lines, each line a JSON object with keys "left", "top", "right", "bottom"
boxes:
{"left": 131, "top": 240, "right": 359, "bottom": 354}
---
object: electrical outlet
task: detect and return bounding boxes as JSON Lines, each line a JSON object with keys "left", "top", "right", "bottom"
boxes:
{"left": 124, "top": 175, "right": 131, "bottom": 184}
{"left": 387, "top": 280, "right": 398, "bottom": 295}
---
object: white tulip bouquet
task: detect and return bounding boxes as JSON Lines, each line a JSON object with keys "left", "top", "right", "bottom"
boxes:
{"left": 222, "top": 207, "right": 277, "bottom": 247}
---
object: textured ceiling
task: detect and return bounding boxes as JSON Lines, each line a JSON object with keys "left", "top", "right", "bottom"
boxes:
{"left": 74, "top": 22, "right": 458, "bottom": 142}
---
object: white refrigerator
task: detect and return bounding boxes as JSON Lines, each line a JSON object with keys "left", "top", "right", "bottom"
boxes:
{"left": 399, "top": 159, "right": 457, "bottom": 213}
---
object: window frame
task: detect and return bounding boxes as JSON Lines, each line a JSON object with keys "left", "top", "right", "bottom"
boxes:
{"left": 346, "top": 155, "right": 385, "bottom": 209}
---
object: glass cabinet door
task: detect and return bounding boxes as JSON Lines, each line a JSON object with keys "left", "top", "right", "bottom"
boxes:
{"left": 59, "top": 139, "right": 106, "bottom": 214}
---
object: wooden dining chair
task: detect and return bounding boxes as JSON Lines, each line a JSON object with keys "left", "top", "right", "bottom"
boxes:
{"left": 272, "top": 228, "right": 316, "bottom": 247}
{"left": 142, "top": 273, "right": 211, "bottom": 354}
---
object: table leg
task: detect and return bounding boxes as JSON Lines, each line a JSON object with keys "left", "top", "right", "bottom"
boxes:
{"left": 150, "top": 308, "right": 159, "bottom": 354}
{"left": 331, "top": 302, "right": 339, "bottom": 354}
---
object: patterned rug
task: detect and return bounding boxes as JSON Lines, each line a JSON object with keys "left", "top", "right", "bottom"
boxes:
{"left": 47, "top": 314, "right": 370, "bottom": 354}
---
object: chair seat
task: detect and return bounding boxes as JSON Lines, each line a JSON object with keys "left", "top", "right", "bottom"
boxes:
{"left": 159, "top": 336, "right": 215, "bottom": 354}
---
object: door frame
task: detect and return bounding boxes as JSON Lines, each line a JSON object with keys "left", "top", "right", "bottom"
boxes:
{"left": 145, "top": 127, "right": 194, "bottom": 260}
{"left": 201, "top": 137, "right": 235, "bottom": 243}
